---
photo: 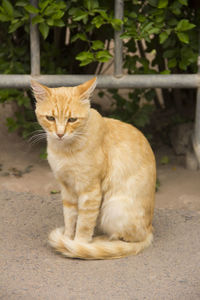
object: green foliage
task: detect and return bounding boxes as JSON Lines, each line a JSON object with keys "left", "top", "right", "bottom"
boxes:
{"left": 0, "top": 88, "right": 39, "bottom": 138}
{"left": 123, "top": 0, "right": 198, "bottom": 72}
{"left": 0, "top": 0, "right": 199, "bottom": 136}
{"left": 40, "top": 149, "right": 47, "bottom": 160}
{"left": 115, "top": 0, "right": 199, "bottom": 127}
{"left": 6, "top": 111, "right": 40, "bottom": 139}
{"left": 0, "top": 0, "right": 119, "bottom": 65}
{"left": 160, "top": 155, "right": 170, "bottom": 165}
{"left": 50, "top": 190, "right": 60, "bottom": 194}
{"left": 109, "top": 89, "right": 155, "bottom": 129}
{"left": 0, "top": 0, "right": 198, "bottom": 71}
{"left": 156, "top": 178, "right": 161, "bottom": 191}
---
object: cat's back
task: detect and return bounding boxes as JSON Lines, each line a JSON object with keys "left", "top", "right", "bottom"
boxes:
{"left": 103, "top": 116, "right": 151, "bottom": 150}
{"left": 102, "top": 116, "right": 155, "bottom": 169}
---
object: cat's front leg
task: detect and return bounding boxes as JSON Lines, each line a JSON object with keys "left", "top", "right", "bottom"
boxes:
{"left": 75, "top": 184, "right": 102, "bottom": 242}
{"left": 60, "top": 184, "right": 78, "bottom": 239}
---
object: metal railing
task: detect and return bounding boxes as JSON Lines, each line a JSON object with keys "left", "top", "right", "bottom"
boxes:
{"left": 0, "top": 0, "right": 200, "bottom": 169}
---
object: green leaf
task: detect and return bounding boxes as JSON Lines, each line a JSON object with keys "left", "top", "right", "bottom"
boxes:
{"left": 91, "top": 15, "right": 105, "bottom": 28}
{"left": 178, "top": 0, "right": 187, "bottom": 5}
{"left": 39, "top": 0, "right": 49, "bottom": 12}
{"left": 138, "top": 15, "right": 146, "bottom": 22}
{"left": 91, "top": 40, "right": 104, "bottom": 50}
{"left": 155, "top": 15, "right": 164, "bottom": 23}
{"left": 8, "top": 20, "right": 23, "bottom": 33}
{"left": 56, "top": 1, "right": 66, "bottom": 10}
{"left": 133, "top": 105, "right": 154, "bottom": 128}
{"left": 160, "top": 155, "right": 169, "bottom": 165}
{"left": 145, "top": 90, "right": 156, "bottom": 101}
{"left": 43, "top": 6, "right": 55, "bottom": 16}
{"left": 24, "top": 4, "right": 39, "bottom": 14}
{"left": 97, "top": 9, "right": 108, "bottom": 19}
{"left": 148, "top": 27, "right": 160, "bottom": 35}
{"left": 159, "top": 31, "right": 169, "bottom": 44}
{"left": 40, "top": 149, "right": 47, "bottom": 160}
{"left": 2, "top": 0, "right": 13, "bottom": 17}
{"left": 160, "top": 70, "right": 171, "bottom": 74}
{"left": 124, "top": 40, "right": 136, "bottom": 52}
{"left": 162, "top": 35, "right": 176, "bottom": 49}
{"left": 149, "top": 0, "right": 158, "bottom": 7}
{"left": 129, "top": 11, "right": 137, "bottom": 18}
{"left": 51, "top": 11, "right": 65, "bottom": 20}
{"left": 71, "top": 33, "right": 88, "bottom": 42}
{"left": 95, "top": 50, "right": 112, "bottom": 62}
{"left": 32, "top": 15, "right": 44, "bottom": 25}
{"left": 76, "top": 51, "right": 94, "bottom": 66}
{"left": 6, "top": 117, "right": 19, "bottom": 132}
{"left": 156, "top": 178, "right": 161, "bottom": 192}
{"left": 13, "top": 10, "right": 23, "bottom": 18}
{"left": 181, "top": 46, "right": 197, "bottom": 65}
{"left": 175, "top": 19, "right": 196, "bottom": 31}
{"left": 168, "top": 57, "right": 177, "bottom": 68}
{"left": 53, "top": 19, "right": 65, "bottom": 27}
{"left": 50, "top": 190, "right": 60, "bottom": 194}
{"left": 177, "top": 32, "right": 189, "bottom": 44}
{"left": 171, "top": 7, "right": 181, "bottom": 15}
{"left": 16, "top": 0, "right": 28, "bottom": 7}
{"left": 74, "top": 12, "right": 88, "bottom": 22}
{"left": 179, "top": 60, "right": 187, "bottom": 70}
{"left": 158, "top": 0, "right": 168, "bottom": 8}
{"left": 46, "top": 18, "right": 54, "bottom": 26}
{"left": 84, "top": 0, "right": 99, "bottom": 10}
{"left": 70, "top": 9, "right": 88, "bottom": 21}
{"left": 163, "top": 49, "right": 176, "bottom": 58}
{"left": 39, "top": 22, "right": 49, "bottom": 39}
{"left": 111, "top": 18, "right": 123, "bottom": 31}
{"left": 0, "top": 13, "right": 10, "bottom": 21}
{"left": 120, "top": 32, "right": 132, "bottom": 39}
{"left": 168, "top": 18, "right": 178, "bottom": 26}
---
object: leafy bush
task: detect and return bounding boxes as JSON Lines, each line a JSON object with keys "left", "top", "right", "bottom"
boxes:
{"left": 0, "top": 0, "right": 199, "bottom": 138}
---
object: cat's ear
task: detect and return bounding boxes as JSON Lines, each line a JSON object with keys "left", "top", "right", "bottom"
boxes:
{"left": 77, "top": 77, "right": 97, "bottom": 103}
{"left": 31, "top": 80, "right": 51, "bottom": 102}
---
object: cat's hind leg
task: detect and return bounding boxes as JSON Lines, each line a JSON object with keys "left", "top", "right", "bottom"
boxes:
{"left": 98, "top": 195, "right": 153, "bottom": 243}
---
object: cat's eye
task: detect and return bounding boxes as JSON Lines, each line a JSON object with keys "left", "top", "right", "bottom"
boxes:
{"left": 46, "top": 116, "right": 55, "bottom": 121}
{"left": 68, "top": 117, "right": 77, "bottom": 123}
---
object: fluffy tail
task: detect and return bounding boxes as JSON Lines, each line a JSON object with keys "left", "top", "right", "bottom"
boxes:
{"left": 48, "top": 227, "right": 153, "bottom": 260}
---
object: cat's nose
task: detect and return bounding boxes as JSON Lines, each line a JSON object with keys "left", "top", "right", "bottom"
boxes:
{"left": 57, "top": 133, "right": 64, "bottom": 139}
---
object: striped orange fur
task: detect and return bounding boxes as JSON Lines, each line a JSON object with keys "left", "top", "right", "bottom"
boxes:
{"left": 31, "top": 77, "right": 156, "bottom": 259}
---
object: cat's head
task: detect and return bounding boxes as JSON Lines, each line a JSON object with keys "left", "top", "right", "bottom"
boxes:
{"left": 31, "top": 77, "right": 96, "bottom": 141}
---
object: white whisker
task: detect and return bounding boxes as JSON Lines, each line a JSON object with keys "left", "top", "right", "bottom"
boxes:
{"left": 28, "top": 131, "right": 47, "bottom": 145}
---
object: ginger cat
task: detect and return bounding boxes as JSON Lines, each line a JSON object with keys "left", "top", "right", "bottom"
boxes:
{"left": 31, "top": 77, "right": 156, "bottom": 259}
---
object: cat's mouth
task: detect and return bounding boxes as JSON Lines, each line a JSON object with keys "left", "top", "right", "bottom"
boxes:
{"left": 54, "top": 133, "right": 76, "bottom": 142}
{"left": 48, "top": 131, "right": 83, "bottom": 143}
{"left": 56, "top": 135, "right": 68, "bottom": 142}
{"left": 56, "top": 136, "right": 64, "bottom": 141}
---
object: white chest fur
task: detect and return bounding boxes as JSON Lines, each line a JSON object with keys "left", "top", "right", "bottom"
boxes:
{"left": 47, "top": 147, "right": 94, "bottom": 193}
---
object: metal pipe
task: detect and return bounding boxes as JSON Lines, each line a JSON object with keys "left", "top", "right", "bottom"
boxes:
{"left": 30, "top": 0, "right": 40, "bottom": 75}
{"left": 0, "top": 74, "right": 200, "bottom": 89}
{"left": 192, "top": 31, "right": 200, "bottom": 166}
{"left": 114, "top": 0, "right": 124, "bottom": 77}
{"left": 193, "top": 89, "right": 200, "bottom": 166}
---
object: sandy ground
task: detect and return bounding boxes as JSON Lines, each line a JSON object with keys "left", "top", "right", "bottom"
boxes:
{"left": 0, "top": 104, "right": 200, "bottom": 299}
